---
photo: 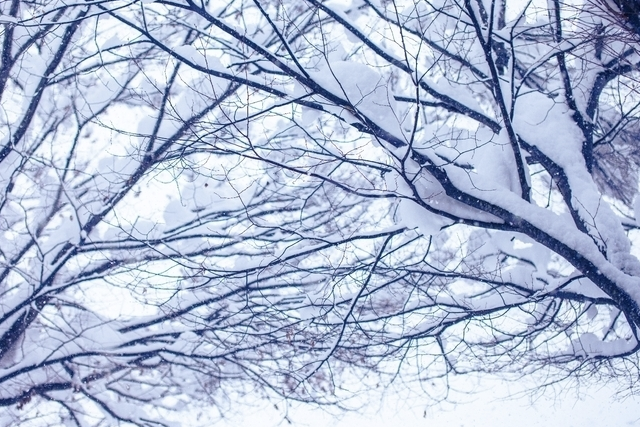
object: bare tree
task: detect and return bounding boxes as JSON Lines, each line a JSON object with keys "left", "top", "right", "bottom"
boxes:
{"left": 2, "top": 0, "right": 640, "bottom": 425}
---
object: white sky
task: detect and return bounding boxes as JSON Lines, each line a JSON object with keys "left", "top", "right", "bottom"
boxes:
{"left": 216, "top": 375, "right": 640, "bottom": 427}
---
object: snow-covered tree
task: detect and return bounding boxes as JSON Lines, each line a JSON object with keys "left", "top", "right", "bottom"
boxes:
{"left": 2, "top": 0, "right": 640, "bottom": 425}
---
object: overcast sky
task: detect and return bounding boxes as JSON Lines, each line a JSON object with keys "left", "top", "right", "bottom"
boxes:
{"left": 216, "top": 375, "right": 640, "bottom": 427}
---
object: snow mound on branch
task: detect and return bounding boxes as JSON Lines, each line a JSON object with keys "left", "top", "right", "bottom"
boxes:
{"left": 514, "top": 91, "right": 582, "bottom": 166}
{"left": 310, "top": 61, "right": 405, "bottom": 141}
{"left": 175, "top": 45, "right": 205, "bottom": 67}
{"left": 571, "top": 333, "right": 636, "bottom": 358}
{"left": 397, "top": 198, "right": 452, "bottom": 236}
{"left": 515, "top": 88, "right": 640, "bottom": 279}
